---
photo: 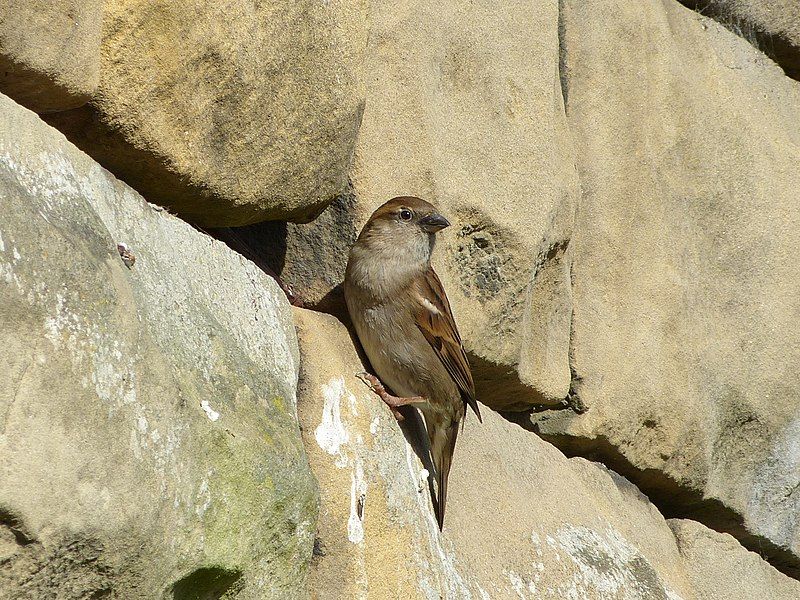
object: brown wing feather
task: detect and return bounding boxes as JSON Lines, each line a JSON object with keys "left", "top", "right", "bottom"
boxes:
{"left": 413, "top": 268, "right": 482, "bottom": 422}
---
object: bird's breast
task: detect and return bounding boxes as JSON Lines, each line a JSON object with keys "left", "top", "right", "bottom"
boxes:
{"left": 350, "top": 300, "right": 459, "bottom": 416}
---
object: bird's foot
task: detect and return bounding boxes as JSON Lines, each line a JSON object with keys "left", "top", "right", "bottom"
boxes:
{"left": 356, "top": 372, "right": 426, "bottom": 421}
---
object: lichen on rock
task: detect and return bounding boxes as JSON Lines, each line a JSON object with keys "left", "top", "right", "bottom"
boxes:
{"left": 0, "top": 93, "right": 317, "bottom": 599}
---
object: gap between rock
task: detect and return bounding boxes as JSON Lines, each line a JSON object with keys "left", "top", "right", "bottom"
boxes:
{"left": 677, "top": 0, "right": 800, "bottom": 80}
{"left": 501, "top": 410, "right": 800, "bottom": 581}
{"left": 203, "top": 218, "right": 800, "bottom": 582}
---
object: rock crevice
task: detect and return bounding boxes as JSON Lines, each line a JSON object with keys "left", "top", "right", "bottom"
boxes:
{"left": 2, "top": 0, "right": 800, "bottom": 597}
{"left": 678, "top": 0, "right": 800, "bottom": 79}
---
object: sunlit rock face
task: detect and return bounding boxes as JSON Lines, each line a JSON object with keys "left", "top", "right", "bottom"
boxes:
{"left": 0, "top": 94, "right": 317, "bottom": 599}
{"left": 3, "top": 0, "right": 800, "bottom": 596}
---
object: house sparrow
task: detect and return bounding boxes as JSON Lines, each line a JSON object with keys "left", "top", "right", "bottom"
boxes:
{"left": 344, "top": 196, "right": 482, "bottom": 529}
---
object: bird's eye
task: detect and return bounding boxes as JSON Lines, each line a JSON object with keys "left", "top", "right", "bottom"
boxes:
{"left": 399, "top": 209, "right": 413, "bottom": 221}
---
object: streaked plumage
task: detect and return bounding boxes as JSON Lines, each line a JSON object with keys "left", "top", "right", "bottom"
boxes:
{"left": 344, "top": 196, "right": 481, "bottom": 529}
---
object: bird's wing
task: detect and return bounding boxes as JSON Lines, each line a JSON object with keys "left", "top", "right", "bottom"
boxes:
{"left": 413, "top": 267, "right": 482, "bottom": 422}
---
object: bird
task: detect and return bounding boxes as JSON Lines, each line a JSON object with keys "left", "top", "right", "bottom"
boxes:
{"left": 344, "top": 196, "right": 481, "bottom": 529}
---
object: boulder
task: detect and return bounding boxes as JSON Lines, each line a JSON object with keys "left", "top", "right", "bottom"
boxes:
{"left": 0, "top": 0, "right": 102, "bottom": 112}
{"left": 0, "top": 93, "right": 317, "bottom": 599}
{"left": 670, "top": 519, "right": 800, "bottom": 600}
{"left": 526, "top": 0, "right": 800, "bottom": 574}
{"left": 42, "top": 0, "right": 369, "bottom": 226}
{"left": 678, "top": 0, "right": 800, "bottom": 78}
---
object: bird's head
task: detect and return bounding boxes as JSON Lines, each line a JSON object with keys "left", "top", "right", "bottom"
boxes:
{"left": 355, "top": 196, "right": 450, "bottom": 263}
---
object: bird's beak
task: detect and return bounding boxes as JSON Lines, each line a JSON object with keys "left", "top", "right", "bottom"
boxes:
{"left": 419, "top": 213, "right": 450, "bottom": 233}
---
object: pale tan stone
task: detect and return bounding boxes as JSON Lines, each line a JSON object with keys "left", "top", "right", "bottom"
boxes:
{"left": 44, "top": 0, "right": 369, "bottom": 227}
{"left": 682, "top": 0, "right": 800, "bottom": 77}
{"left": 0, "top": 0, "right": 101, "bottom": 112}
{"left": 671, "top": 519, "right": 800, "bottom": 600}
{"left": 527, "top": 0, "right": 800, "bottom": 573}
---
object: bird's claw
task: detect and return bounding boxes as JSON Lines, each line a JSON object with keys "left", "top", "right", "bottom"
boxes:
{"left": 355, "top": 372, "right": 381, "bottom": 393}
{"left": 355, "top": 372, "right": 417, "bottom": 422}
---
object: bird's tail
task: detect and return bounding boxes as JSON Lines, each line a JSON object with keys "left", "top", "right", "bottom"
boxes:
{"left": 429, "top": 419, "right": 459, "bottom": 530}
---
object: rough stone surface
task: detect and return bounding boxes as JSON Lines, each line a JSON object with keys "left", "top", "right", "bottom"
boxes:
{"left": 42, "top": 0, "right": 368, "bottom": 227}
{"left": 4, "top": 0, "right": 800, "bottom": 595}
{"left": 680, "top": 0, "right": 800, "bottom": 78}
{"left": 0, "top": 94, "right": 317, "bottom": 599}
{"left": 0, "top": 0, "right": 102, "bottom": 112}
{"left": 295, "top": 309, "right": 703, "bottom": 599}
{"left": 526, "top": 0, "right": 800, "bottom": 575}
{"left": 210, "top": 189, "right": 360, "bottom": 317}
{"left": 670, "top": 519, "right": 800, "bottom": 600}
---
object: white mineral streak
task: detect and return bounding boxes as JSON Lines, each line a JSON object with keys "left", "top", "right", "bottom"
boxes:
{"left": 316, "top": 377, "right": 351, "bottom": 466}
{"left": 200, "top": 400, "right": 220, "bottom": 422}
{"left": 348, "top": 458, "right": 367, "bottom": 544}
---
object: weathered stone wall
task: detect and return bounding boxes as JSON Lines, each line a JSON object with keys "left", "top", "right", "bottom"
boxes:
{"left": 252, "top": 0, "right": 800, "bottom": 578}
{"left": 2, "top": 0, "right": 800, "bottom": 597}
{"left": 0, "top": 95, "right": 317, "bottom": 599}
